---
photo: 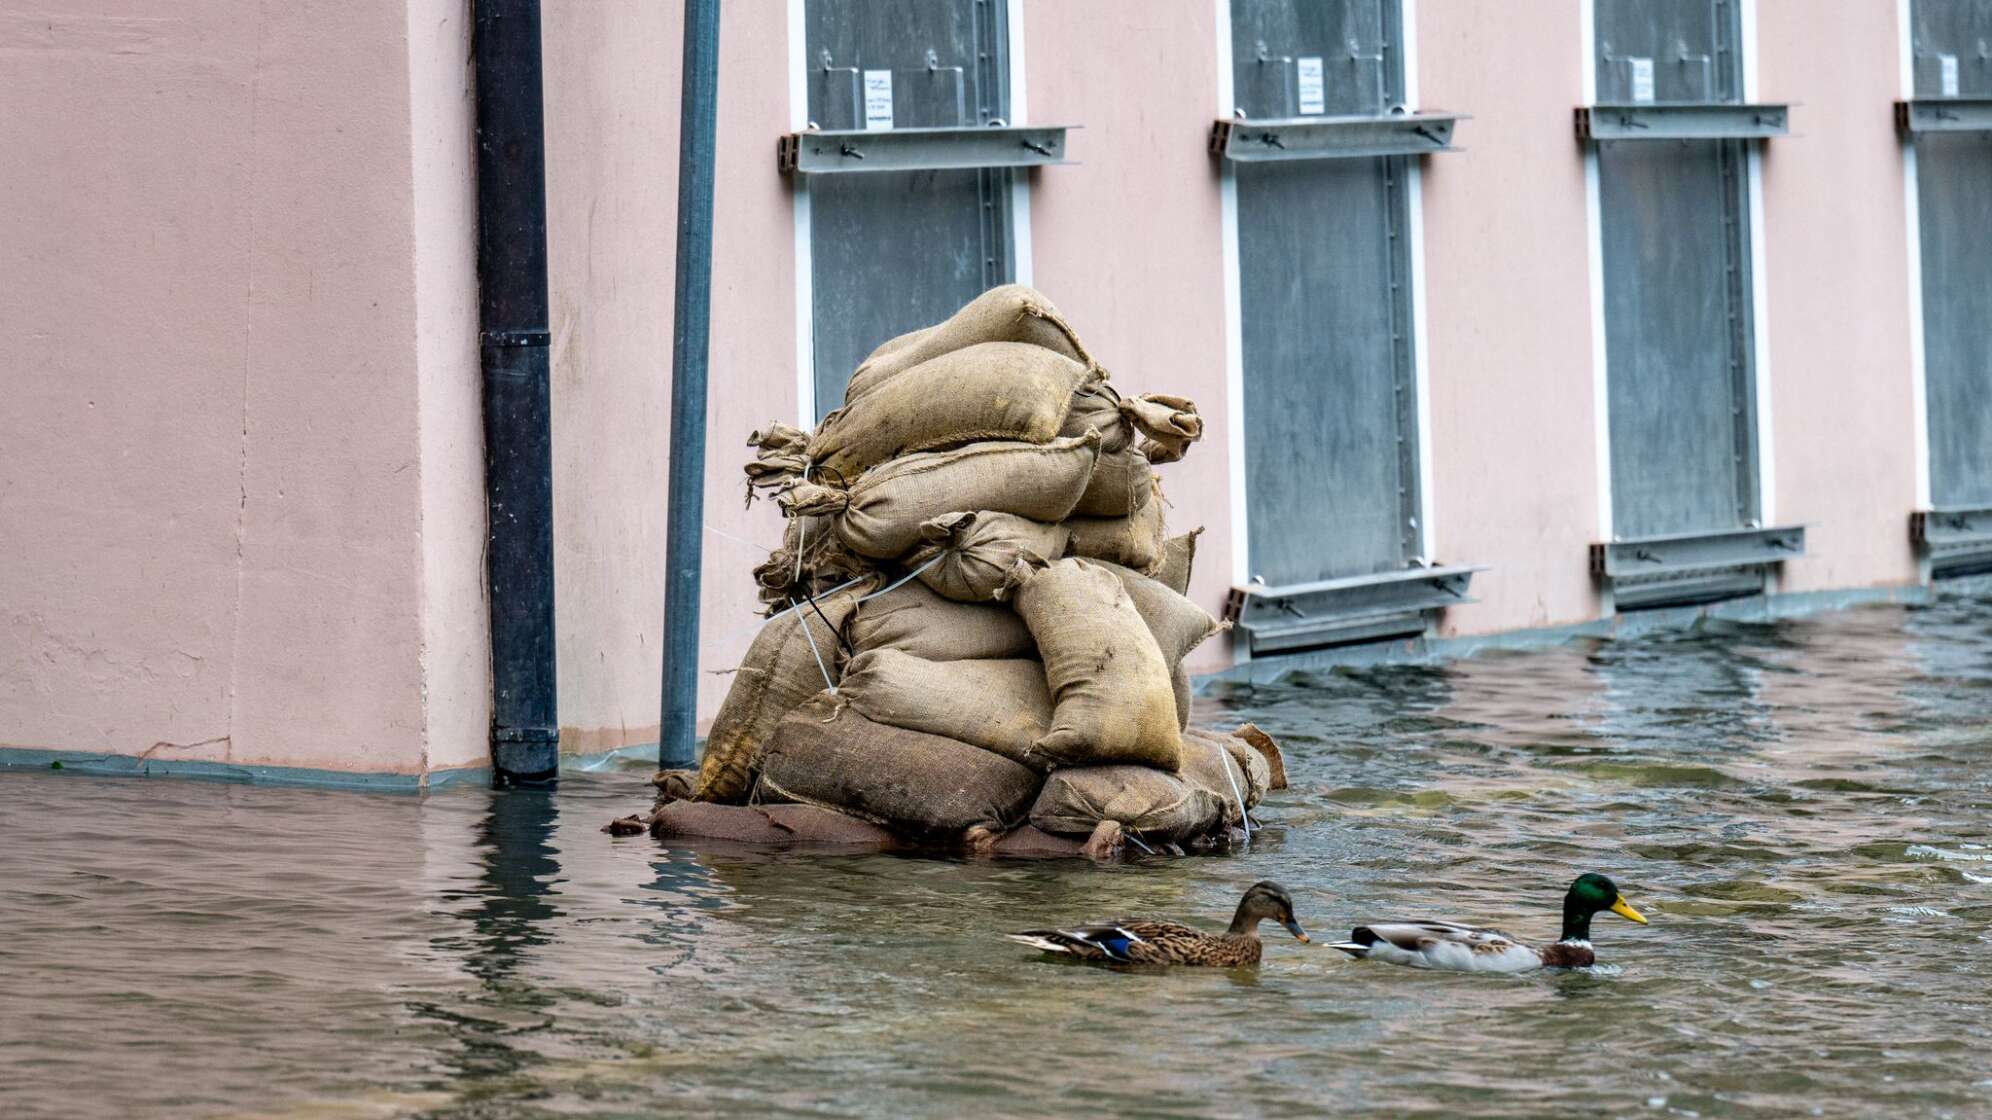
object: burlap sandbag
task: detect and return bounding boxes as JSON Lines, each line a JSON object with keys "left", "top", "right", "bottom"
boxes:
{"left": 1064, "top": 477, "right": 1167, "bottom": 574}
{"left": 1072, "top": 446, "right": 1155, "bottom": 518}
{"left": 693, "top": 579, "right": 873, "bottom": 804}
{"left": 652, "top": 801, "right": 897, "bottom": 847}
{"left": 846, "top": 579, "right": 1036, "bottom": 661}
{"left": 1060, "top": 386, "right": 1134, "bottom": 454}
{"left": 1004, "top": 557, "right": 1182, "bottom": 771}
{"left": 906, "top": 511, "right": 1070, "bottom": 603}
{"left": 1092, "top": 559, "right": 1224, "bottom": 729}
{"left": 780, "top": 431, "right": 1101, "bottom": 560}
{"left": 1095, "top": 560, "right": 1225, "bottom": 668}
{"left": 1029, "top": 765, "right": 1223, "bottom": 843}
{"left": 1058, "top": 386, "right": 1202, "bottom": 464}
{"left": 809, "top": 343, "right": 1101, "bottom": 480}
{"left": 838, "top": 650, "right": 1053, "bottom": 769}
{"left": 844, "top": 284, "right": 1094, "bottom": 403}
{"left": 743, "top": 423, "right": 812, "bottom": 505}
{"left": 1179, "top": 727, "right": 1271, "bottom": 828}
{"left": 757, "top": 695, "right": 1042, "bottom": 839}
{"left": 1123, "top": 393, "right": 1203, "bottom": 464}
{"left": 1156, "top": 528, "right": 1203, "bottom": 596}
{"left": 751, "top": 512, "right": 871, "bottom": 614}
{"left": 1230, "top": 722, "right": 1288, "bottom": 790}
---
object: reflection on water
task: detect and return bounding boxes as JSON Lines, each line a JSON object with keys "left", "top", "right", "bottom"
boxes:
{"left": 5, "top": 591, "right": 1992, "bottom": 1118}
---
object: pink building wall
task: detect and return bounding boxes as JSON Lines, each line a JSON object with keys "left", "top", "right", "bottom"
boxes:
{"left": 3, "top": 2, "right": 486, "bottom": 776}
{"left": 0, "top": 1, "right": 1945, "bottom": 776}
{"left": 1024, "top": 0, "right": 1236, "bottom": 673}
{"left": 1755, "top": 0, "right": 1921, "bottom": 594}
{"left": 1420, "top": 0, "right": 1606, "bottom": 637}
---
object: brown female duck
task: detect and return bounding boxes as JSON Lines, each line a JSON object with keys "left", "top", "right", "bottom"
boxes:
{"left": 1006, "top": 881, "right": 1309, "bottom": 967}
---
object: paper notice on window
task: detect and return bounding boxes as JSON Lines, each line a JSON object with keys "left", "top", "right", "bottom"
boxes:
{"left": 1297, "top": 57, "right": 1326, "bottom": 115}
{"left": 1629, "top": 57, "right": 1655, "bottom": 103}
{"left": 1941, "top": 54, "right": 1960, "bottom": 97}
{"left": 863, "top": 69, "right": 894, "bottom": 131}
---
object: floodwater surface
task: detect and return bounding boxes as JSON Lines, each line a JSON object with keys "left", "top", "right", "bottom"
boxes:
{"left": 5, "top": 594, "right": 1992, "bottom": 1118}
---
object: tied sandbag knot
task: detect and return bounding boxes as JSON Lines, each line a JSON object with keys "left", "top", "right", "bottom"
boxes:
{"left": 1118, "top": 393, "right": 1204, "bottom": 465}
{"left": 778, "top": 480, "right": 851, "bottom": 518}
{"left": 743, "top": 422, "right": 813, "bottom": 507}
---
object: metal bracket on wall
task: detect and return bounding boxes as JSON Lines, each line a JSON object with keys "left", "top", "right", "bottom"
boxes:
{"left": 1209, "top": 112, "right": 1466, "bottom": 162}
{"left": 1225, "top": 566, "right": 1482, "bottom": 655}
{"left": 1576, "top": 103, "right": 1790, "bottom": 142}
{"left": 1895, "top": 98, "right": 1992, "bottom": 135}
{"left": 777, "top": 125, "right": 1074, "bottom": 175}
{"left": 1590, "top": 525, "right": 1805, "bottom": 610}
{"left": 1911, "top": 506, "right": 1992, "bottom": 578}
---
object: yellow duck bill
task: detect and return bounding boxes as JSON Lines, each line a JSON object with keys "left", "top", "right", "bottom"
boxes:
{"left": 1610, "top": 896, "right": 1649, "bottom": 924}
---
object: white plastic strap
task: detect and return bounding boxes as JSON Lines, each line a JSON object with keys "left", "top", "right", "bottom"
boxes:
{"left": 792, "top": 595, "right": 837, "bottom": 694}
{"left": 852, "top": 551, "right": 947, "bottom": 604}
{"left": 1219, "top": 752, "right": 1252, "bottom": 842}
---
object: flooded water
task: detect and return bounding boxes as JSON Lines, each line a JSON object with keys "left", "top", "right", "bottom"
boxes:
{"left": 5, "top": 593, "right": 1992, "bottom": 1119}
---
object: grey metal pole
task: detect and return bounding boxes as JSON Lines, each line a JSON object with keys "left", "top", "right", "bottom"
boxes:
{"left": 660, "top": 0, "right": 722, "bottom": 769}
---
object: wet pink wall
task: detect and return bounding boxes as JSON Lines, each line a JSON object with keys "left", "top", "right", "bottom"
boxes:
{"left": 1755, "top": 0, "right": 1920, "bottom": 593}
{"left": 541, "top": 1, "right": 794, "bottom": 752}
{"left": 2, "top": 2, "right": 483, "bottom": 775}
{"left": 1420, "top": 0, "right": 1605, "bottom": 636}
{"left": 1024, "top": 0, "right": 1234, "bottom": 672}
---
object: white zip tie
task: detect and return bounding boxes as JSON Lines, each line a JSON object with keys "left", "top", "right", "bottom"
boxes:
{"left": 792, "top": 595, "right": 837, "bottom": 694}
{"left": 852, "top": 551, "right": 948, "bottom": 604}
{"left": 1124, "top": 833, "right": 1155, "bottom": 855}
{"left": 1219, "top": 751, "right": 1252, "bottom": 842}
{"left": 792, "top": 464, "right": 812, "bottom": 586}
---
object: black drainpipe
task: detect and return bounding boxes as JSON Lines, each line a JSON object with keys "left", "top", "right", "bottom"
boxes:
{"left": 472, "top": 0, "right": 558, "bottom": 786}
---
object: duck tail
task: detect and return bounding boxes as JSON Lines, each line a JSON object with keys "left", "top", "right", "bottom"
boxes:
{"left": 1328, "top": 926, "right": 1382, "bottom": 958}
{"left": 1005, "top": 931, "right": 1078, "bottom": 955}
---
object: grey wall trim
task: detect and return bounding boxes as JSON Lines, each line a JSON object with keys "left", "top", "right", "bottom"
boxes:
{"left": 0, "top": 741, "right": 669, "bottom": 792}
{"left": 1194, "top": 581, "right": 1943, "bottom": 689}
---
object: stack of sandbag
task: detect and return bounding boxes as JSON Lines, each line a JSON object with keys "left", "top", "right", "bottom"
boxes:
{"left": 644, "top": 284, "right": 1290, "bottom": 854}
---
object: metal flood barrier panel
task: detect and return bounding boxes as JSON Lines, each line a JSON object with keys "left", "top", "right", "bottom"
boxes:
{"left": 1587, "top": 0, "right": 1803, "bottom": 608}
{"left": 1596, "top": 0, "right": 1755, "bottom": 540}
{"left": 1231, "top": 0, "right": 1418, "bottom": 586}
{"left": 1906, "top": 1, "right": 1992, "bottom": 575}
{"left": 1220, "top": 0, "right": 1482, "bottom": 654}
{"left": 1912, "top": 2, "right": 1992, "bottom": 509}
{"left": 803, "top": 0, "right": 1012, "bottom": 418}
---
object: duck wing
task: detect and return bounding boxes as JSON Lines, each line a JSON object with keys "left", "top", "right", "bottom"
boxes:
{"left": 1006, "top": 923, "right": 1151, "bottom": 962}
{"left": 1329, "top": 920, "right": 1543, "bottom": 973}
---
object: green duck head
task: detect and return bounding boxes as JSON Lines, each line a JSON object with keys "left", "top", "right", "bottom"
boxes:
{"left": 1560, "top": 872, "right": 1648, "bottom": 943}
{"left": 1229, "top": 881, "right": 1308, "bottom": 942}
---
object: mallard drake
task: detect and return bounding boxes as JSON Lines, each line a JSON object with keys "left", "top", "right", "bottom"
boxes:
{"left": 1329, "top": 872, "right": 1647, "bottom": 972}
{"left": 1006, "top": 881, "right": 1308, "bottom": 967}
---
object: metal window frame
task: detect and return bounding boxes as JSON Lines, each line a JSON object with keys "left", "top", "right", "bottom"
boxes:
{"left": 778, "top": 124, "right": 1075, "bottom": 175}
{"left": 1590, "top": 525, "right": 1805, "bottom": 610}
{"left": 1576, "top": 102, "right": 1790, "bottom": 141}
{"left": 1225, "top": 566, "right": 1482, "bottom": 654}
{"left": 1912, "top": 506, "right": 1992, "bottom": 578}
{"left": 1209, "top": 111, "right": 1465, "bottom": 161}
